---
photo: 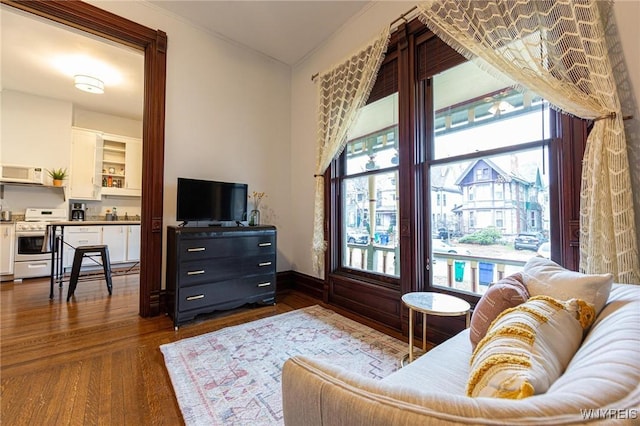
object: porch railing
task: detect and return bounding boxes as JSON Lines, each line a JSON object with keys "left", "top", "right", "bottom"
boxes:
{"left": 345, "top": 243, "right": 527, "bottom": 293}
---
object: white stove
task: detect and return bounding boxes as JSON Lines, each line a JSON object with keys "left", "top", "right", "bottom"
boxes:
{"left": 16, "top": 208, "right": 67, "bottom": 230}
{"left": 14, "top": 208, "right": 67, "bottom": 280}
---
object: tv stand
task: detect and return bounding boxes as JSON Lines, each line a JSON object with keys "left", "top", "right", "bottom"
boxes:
{"left": 166, "top": 225, "right": 277, "bottom": 328}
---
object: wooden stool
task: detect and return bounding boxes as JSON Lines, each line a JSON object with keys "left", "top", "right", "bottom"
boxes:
{"left": 67, "top": 245, "right": 113, "bottom": 301}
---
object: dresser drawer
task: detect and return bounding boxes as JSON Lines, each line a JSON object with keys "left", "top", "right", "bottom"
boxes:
{"left": 178, "top": 234, "right": 275, "bottom": 261}
{"left": 177, "top": 274, "right": 276, "bottom": 313}
{"left": 178, "top": 254, "right": 275, "bottom": 286}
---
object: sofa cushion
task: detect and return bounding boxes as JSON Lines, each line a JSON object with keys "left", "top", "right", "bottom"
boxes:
{"left": 467, "top": 295, "right": 595, "bottom": 399}
{"left": 522, "top": 256, "right": 613, "bottom": 315}
{"left": 469, "top": 272, "right": 528, "bottom": 349}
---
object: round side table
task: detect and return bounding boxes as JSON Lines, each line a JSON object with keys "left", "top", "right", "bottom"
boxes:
{"left": 401, "top": 292, "right": 471, "bottom": 365}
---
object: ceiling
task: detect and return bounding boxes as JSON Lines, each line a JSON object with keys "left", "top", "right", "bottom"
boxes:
{"left": 148, "top": 1, "right": 370, "bottom": 66}
{"left": 1, "top": 1, "right": 370, "bottom": 121}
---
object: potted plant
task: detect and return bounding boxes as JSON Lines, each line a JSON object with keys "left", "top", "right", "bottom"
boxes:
{"left": 48, "top": 168, "right": 68, "bottom": 187}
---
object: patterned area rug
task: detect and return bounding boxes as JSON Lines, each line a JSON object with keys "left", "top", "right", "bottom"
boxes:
{"left": 160, "top": 305, "right": 406, "bottom": 425}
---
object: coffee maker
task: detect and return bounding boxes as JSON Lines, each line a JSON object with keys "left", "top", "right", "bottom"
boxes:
{"left": 70, "top": 203, "right": 86, "bottom": 221}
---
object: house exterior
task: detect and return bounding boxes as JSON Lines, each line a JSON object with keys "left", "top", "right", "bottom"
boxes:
{"left": 454, "top": 158, "right": 545, "bottom": 237}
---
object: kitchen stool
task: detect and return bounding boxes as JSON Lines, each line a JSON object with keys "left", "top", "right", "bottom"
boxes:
{"left": 67, "top": 245, "right": 113, "bottom": 301}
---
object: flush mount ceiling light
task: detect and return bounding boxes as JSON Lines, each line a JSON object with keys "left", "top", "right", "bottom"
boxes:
{"left": 74, "top": 75, "right": 104, "bottom": 94}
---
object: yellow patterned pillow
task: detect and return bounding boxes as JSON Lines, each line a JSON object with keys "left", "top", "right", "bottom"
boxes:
{"left": 466, "top": 295, "right": 595, "bottom": 399}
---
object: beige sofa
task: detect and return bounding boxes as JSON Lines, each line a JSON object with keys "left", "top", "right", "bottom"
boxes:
{"left": 282, "top": 284, "right": 640, "bottom": 425}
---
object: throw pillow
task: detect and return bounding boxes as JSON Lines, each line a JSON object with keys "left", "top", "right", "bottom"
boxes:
{"left": 522, "top": 256, "right": 613, "bottom": 315}
{"left": 466, "top": 295, "right": 595, "bottom": 399}
{"left": 469, "top": 272, "right": 529, "bottom": 349}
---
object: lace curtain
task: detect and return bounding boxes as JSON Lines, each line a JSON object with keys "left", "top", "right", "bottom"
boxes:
{"left": 312, "top": 28, "right": 390, "bottom": 274}
{"left": 417, "top": 0, "right": 639, "bottom": 283}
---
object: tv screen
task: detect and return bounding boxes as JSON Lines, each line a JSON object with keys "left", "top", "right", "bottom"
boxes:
{"left": 177, "top": 178, "right": 248, "bottom": 223}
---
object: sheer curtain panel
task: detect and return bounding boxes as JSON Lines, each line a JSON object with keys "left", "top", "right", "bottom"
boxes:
{"left": 312, "top": 27, "right": 390, "bottom": 274}
{"left": 417, "top": 0, "right": 639, "bottom": 283}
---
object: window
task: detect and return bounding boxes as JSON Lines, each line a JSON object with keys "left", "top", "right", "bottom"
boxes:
{"left": 429, "top": 61, "right": 551, "bottom": 294}
{"left": 326, "top": 23, "right": 586, "bottom": 330}
{"left": 337, "top": 94, "right": 399, "bottom": 278}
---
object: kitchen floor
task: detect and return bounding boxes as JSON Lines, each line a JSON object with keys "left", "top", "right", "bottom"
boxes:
{"left": 0, "top": 274, "right": 318, "bottom": 424}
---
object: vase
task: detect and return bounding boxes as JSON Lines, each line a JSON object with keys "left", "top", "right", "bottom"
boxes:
{"left": 249, "top": 209, "right": 260, "bottom": 226}
{"left": 53, "top": 179, "right": 63, "bottom": 187}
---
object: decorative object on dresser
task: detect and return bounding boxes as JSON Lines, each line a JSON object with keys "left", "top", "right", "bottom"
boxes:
{"left": 166, "top": 225, "right": 277, "bottom": 329}
{"left": 160, "top": 305, "right": 406, "bottom": 426}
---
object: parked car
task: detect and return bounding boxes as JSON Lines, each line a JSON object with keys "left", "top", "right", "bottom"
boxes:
{"left": 347, "top": 228, "right": 370, "bottom": 245}
{"left": 537, "top": 242, "right": 551, "bottom": 258}
{"left": 432, "top": 239, "right": 470, "bottom": 255}
{"left": 514, "top": 232, "right": 546, "bottom": 251}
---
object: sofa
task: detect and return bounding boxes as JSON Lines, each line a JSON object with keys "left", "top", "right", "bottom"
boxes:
{"left": 282, "top": 260, "right": 640, "bottom": 425}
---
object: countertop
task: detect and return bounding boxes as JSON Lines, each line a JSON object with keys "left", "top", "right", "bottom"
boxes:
{"left": 48, "top": 220, "right": 141, "bottom": 226}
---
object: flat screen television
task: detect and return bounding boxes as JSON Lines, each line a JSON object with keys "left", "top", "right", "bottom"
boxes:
{"left": 176, "top": 177, "right": 248, "bottom": 224}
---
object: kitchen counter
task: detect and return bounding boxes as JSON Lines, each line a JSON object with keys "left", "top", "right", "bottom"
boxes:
{"left": 46, "top": 220, "right": 141, "bottom": 298}
{"left": 48, "top": 220, "right": 141, "bottom": 226}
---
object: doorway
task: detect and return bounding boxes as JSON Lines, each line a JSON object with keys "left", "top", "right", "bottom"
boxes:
{"left": 3, "top": 0, "right": 167, "bottom": 316}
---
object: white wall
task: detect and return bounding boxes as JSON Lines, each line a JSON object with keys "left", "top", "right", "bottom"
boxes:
{"left": 90, "top": 1, "right": 293, "bottom": 272}
{"left": 74, "top": 109, "right": 142, "bottom": 138}
{"left": 1, "top": 90, "right": 72, "bottom": 171}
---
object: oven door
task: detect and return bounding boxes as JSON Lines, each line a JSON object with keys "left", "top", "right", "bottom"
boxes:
{"left": 15, "top": 231, "right": 50, "bottom": 261}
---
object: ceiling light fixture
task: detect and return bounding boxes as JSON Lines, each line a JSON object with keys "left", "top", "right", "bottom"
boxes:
{"left": 74, "top": 75, "right": 104, "bottom": 94}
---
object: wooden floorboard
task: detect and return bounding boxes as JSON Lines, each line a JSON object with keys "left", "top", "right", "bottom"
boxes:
{"left": 0, "top": 274, "right": 324, "bottom": 425}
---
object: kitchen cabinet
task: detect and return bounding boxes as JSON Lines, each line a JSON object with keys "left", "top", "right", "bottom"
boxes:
{"left": 101, "top": 225, "right": 128, "bottom": 263}
{"left": 100, "top": 134, "right": 142, "bottom": 197}
{"left": 69, "top": 128, "right": 102, "bottom": 200}
{"left": 63, "top": 226, "right": 102, "bottom": 268}
{"left": 1, "top": 223, "right": 15, "bottom": 276}
{"left": 127, "top": 224, "right": 141, "bottom": 262}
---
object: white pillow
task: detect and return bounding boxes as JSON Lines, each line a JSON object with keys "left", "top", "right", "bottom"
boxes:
{"left": 467, "top": 295, "right": 595, "bottom": 399}
{"left": 522, "top": 256, "right": 613, "bottom": 315}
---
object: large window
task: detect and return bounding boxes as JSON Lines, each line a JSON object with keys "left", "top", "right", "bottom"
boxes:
{"left": 428, "top": 62, "right": 551, "bottom": 295}
{"left": 339, "top": 94, "right": 399, "bottom": 278}
{"left": 326, "top": 23, "right": 585, "bottom": 329}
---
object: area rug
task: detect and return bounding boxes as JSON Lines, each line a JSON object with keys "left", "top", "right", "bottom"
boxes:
{"left": 160, "top": 305, "right": 407, "bottom": 425}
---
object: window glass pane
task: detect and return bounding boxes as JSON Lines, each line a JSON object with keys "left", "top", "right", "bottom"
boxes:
{"left": 430, "top": 62, "right": 550, "bottom": 295}
{"left": 341, "top": 93, "right": 399, "bottom": 278}
{"left": 433, "top": 63, "right": 550, "bottom": 160}
{"left": 342, "top": 171, "right": 399, "bottom": 277}
{"left": 346, "top": 93, "right": 398, "bottom": 175}
{"left": 430, "top": 147, "right": 549, "bottom": 293}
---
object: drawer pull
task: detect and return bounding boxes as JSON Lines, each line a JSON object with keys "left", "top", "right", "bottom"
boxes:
{"left": 258, "top": 242, "right": 272, "bottom": 247}
{"left": 257, "top": 282, "right": 271, "bottom": 287}
{"left": 187, "top": 270, "right": 205, "bottom": 275}
{"left": 258, "top": 262, "right": 272, "bottom": 267}
{"left": 186, "top": 294, "right": 205, "bottom": 301}
{"left": 187, "top": 247, "right": 206, "bottom": 252}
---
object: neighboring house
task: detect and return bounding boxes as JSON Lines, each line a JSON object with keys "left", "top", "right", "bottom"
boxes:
{"left": 430, "top": 165, "right": 464, "bottom": 235}
{"left": 454, "top": 158, "right": 544, "bottom": 236}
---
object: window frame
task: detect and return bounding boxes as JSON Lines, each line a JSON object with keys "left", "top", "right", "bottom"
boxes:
{"left": 325, "top": 20, "right": 587, "bottom": 326}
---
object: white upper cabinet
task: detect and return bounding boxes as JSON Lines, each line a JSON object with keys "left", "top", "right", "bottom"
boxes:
{"left": 100, "top": 133, "right": 142, "bottom": 197}
{"left": 69, "top": 128, "right": 102, "bottom": 200}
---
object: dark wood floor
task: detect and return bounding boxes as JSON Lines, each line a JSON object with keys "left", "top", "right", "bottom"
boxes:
{"left": 0, "top": 274, "right": 407, "bottom": 424}
{"left": 0, "top": 275, "right": 319, "bottom": 425}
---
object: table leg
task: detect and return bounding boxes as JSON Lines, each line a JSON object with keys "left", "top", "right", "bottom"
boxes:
{"left": 408, "top": 307, "right": 414, "bottom": 363}
{"left": 422, "top": 312, "right": 427, "bottom": 353}
{"left": 465, "top": 311, "right": 470, "bottom": 328}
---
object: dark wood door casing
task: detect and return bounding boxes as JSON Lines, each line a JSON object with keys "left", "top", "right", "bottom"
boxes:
{"left": 3, "top": 0, "right": 166, "bottom": 317}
